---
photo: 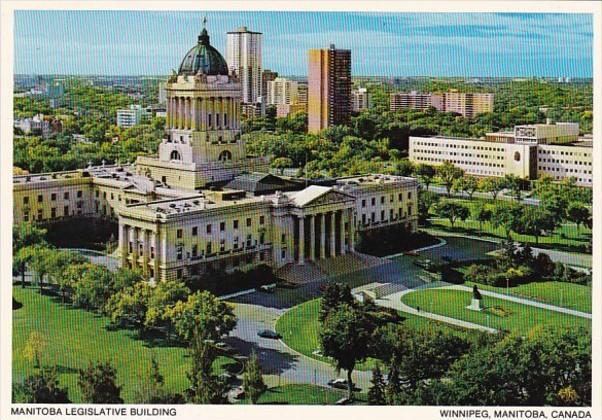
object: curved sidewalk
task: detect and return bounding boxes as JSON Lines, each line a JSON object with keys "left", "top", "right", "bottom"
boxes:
{"left": 374, "top": 290, "right": 498, "bottom": 334}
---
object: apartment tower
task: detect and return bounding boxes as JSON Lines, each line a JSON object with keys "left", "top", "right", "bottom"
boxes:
{"left": 308, "top": 44, "right": 351, "bottom": 133}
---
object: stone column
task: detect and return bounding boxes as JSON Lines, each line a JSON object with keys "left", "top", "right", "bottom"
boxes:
{"left": 119, "top": 224, "right": 128, "bottom": 267}
{"left": 132, "top": 227, "right": 139, "bottom": 269}
{"left": 319, "top": 213, "right": 326, "bottom": 259}
{"left": 227, "top": 98, "right": 232, "bottom": 129}
{"left": 160, "top": 227, "right": 168, "bottom": 281}
{"left": 177, "top": 97, "right": 183, "bottom": 129}
{"left": 191, "top": 97, "right": 197, "bottom": 130}
{"left": 153, "top": 231, "right": 159, "bottom": 282}
{"left": 200, "top": 98, "right": 207, "bottom": 130}
{"left": 297, "top": 216, "right": 305, "bottom": 265}
{"left": 308, "top": 214, "right": 315, "bottom": 261}
{"left": 329, "top": 212, "right": 336, "bottom": 257}
{"left": 142, "top": 229, "right": 150, "bottom": 277}
{"left": 348, "top": 208, "right": 355, "bottom": 252}
{"left": 218, "top": 97, "right": 224, "bottom": 129}
{"left": 185, "top": 97, "right": 191, "bottom": 129}
{"left": 207, "top": 98, "right": 214, "bottom": 129}
{"left": 166, "top": 98, "right": 172, "bottom": 128}
{"left": 339, "top": 210, "right": 346, "bottom": 255}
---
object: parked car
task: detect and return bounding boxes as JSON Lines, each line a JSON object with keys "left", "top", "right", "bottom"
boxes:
{"left": 327, "top": 378, "right": 361, "bottom": 391}
{"left": 257, "top": 329, "right": 281, "bottom": 339}
{"left": 258, "top": 283, "right": 277, "bottom": 293}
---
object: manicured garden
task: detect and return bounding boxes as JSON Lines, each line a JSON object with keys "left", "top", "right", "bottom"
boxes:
{"left": 400, "top": 288, "right": 590, "bottom": 335}
{"left": 275, "top": 298, "right": 478, "bottom": 371}
{"left": 12, "top": 286, "right": 239, "bottom": 403}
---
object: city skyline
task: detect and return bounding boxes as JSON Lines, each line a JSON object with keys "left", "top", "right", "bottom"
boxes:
{"left": 15, "top": 11, "right": 592, "bottom": 77}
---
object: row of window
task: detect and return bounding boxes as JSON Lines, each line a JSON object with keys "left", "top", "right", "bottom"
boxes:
{"left": 413, "top": 149, "right": 504, "bottom": 160}
{"left": 537, "top": 158, "right": 591, "bottom": 166}
{"left": 23, "top": 205, "right": 81, "bottom": 222}
{"left": 175, "top": 216, "right": 266, "bottom": 239}
{"left": 413, "top": 156, "right": 504, "bottom": 168}
{"left": 539, "top": 149, "right": 591, "bottom": 157}
{"left": 361, "top": 192, "right": 412, "bottom": 208}
{"left": 22, "top": 190, "right": 83, "bottom": 205}
{"left": 412, "top": 141, "right": 505, "bottom": 152}
{"left": 175, "top": 233, "right": 267, "bottom": 260}
{"left": 539, "top": 167, "right": 592, "bottom": 175}
{"left": 361, "top": 206, "right": 413, "bottom": 225}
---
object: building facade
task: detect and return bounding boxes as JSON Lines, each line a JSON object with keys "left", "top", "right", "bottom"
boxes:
{"left": 308, "top": 45, "right": 352, "bottom": 133}
{"left": 13, "top": 25, "right": 419, "bottom": 286}
{"left": 116, "top": 105, "right": 143, "bottom": 127}
{"left": 390, "top": 90, "right": 493, "bottom": 118}
{"left": 390, "top": 91, "right": 435, "bottom": 112}
{"left": 351, "top": 87, "right": 370, "bottom": 112}
{"left": 266, "top": 77, "right": 299, "bottom": 105}
{"left": 226, "top": 26, "right": 262, "bottom": 105}
{"left": 409, "top": 123, "right": 592, "bottom": 187}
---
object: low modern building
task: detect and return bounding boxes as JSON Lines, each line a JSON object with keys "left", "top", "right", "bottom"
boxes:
{"left": 116, "top": 105, "right": 143, "bottom": 127}
{"left": 13, "top": 25, "right": 419, "bottom": 285}
{"left": 390, "top": 90, "right": 493, "bottom": 118}
{"left": 409, "top": 123, "right": 592, "bottom": 187}
{"left": 390, "top": 91, "right": 436, "bottom": 112}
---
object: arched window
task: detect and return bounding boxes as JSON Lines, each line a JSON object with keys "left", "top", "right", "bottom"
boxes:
{"left": 218, "top": 150, "right": 232, "bottom": 161}
{"left": 170, "top": 150, "right": 181, "bottom": 161}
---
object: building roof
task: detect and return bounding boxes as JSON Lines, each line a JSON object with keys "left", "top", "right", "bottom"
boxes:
{"left": 226, "top": 26, "right": 262, "bottom": 34}
{"left": 285, "top": 185, "right": 344, "bottom": 207}
{"left": 225, "top": 172, "right": 300, "bottom": 195}
{"left": 178, "top": 27, "right": 229, "bottom": 76}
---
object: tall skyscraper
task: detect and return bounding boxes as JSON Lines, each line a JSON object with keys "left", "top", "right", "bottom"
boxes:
{"left": 308, "top": 44, "right": 351, "bottom": 133}
{"left": 226, "top": 26, "right": 263, "bottom": 105}
{"left": 267, "top": 77, "right": 299, "bottom": 105}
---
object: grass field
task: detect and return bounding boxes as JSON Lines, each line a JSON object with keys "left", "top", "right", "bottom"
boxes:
{"left": 238, "top": 384, "right": 349, "bottom": 405}
{"left": 401, "top": 289, "right": 590, "bottom": 335}
{"left": 12, "top": 286, "right": 239, "bottom": 403}
{"left": 429, "top": 197, "right": 592, "bottom": 252}
{"left": 462, "top": 280, "right": 591, "bottom": 313}
{"left": 275, "top": 298, "right": 478, "bottom": 371}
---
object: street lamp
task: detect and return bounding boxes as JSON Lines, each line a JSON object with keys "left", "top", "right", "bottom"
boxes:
{"left": 486, "top": 314, "right": 490, "bottom": 329}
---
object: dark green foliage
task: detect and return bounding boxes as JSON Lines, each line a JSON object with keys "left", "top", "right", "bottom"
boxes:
{"left": 243, "top": 350, "right": 266, "bottom": 404}
{"left": 319, "top": 283, "right": 354, "bottom": 323}
{"left": 13, "top": 367, "right": 70, "bottom": 403}
{"left": 367, "top": 364, "right": 387, "bottom": 405}
{"left": 78, "top": 361, "right": 123, "bottom": 403}
{"left": 186, "top": 329, "right": 229, "bottom": 404}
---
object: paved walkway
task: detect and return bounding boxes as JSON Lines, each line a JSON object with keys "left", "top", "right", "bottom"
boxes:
{"left": 373, "top": 290, "right": 499, "bottom": 334}
{"left": 447, "top": 284, "right": 591, "bottom": 319}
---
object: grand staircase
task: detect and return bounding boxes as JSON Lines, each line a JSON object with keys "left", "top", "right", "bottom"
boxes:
{"left": 274, "top": 252, "right": 390, "bottom": 284}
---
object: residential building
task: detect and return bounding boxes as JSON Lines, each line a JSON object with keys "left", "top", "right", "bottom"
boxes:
{"left": 276, "top": 103, "right": 306, "bottom": 118}
{"left": 261, "top": 69, "right": 278, "bottom": 101}
{"left": 308, "top": 44, "right": 351, "bottom": 133}
{"left": 390, "top": 91, "right": 435, "bottom": 112}
{"left": 158, "top": 82, "right": 167, "bottom": 105}
{"left": 267, "top": 77, "right": 299, "bottom": 105}
{"left": 116, "top": 105, "right": 143, "bottom": 127}
{"left": 443, "top": 91, "right": 494, "bottom": 118}
{"left": 351, "top": 87, "right": 370, "bottom": 112}
{"left": 226, "top": 26, "right": 263, "bottom": 104}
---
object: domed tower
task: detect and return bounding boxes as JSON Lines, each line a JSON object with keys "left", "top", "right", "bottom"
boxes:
{"left": 136, "top": 19, "right": 268, "bottom": 190}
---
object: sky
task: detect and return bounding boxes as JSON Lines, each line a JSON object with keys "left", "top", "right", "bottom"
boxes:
{"left": 14, "top": 11, "right": 593, "bottom": 77}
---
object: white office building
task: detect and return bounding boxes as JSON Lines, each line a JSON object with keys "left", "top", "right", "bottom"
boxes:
{"left": 226, "top": 26, "right": 263, "bottom": 104}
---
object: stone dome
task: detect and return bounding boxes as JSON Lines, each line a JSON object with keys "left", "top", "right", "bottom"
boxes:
{"left": 178, "top": 27, "right": 229, "bottom": 76}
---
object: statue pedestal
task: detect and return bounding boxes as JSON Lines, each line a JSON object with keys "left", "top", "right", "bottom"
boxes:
{"left": 466, "top": 298, "right": 483, "bottom": 311}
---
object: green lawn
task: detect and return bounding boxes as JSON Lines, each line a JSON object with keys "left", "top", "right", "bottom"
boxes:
{"left": 275, "top": 298, "right": 478, "bottom": 371}
{"left": 401, "top": 289, "right": 590, "bottom": 335}
{"left": 463, "top": 280, "right": 591, "bottom": 313}
{"left": 429, "top": 197, "right": 592, "bottom": 252}
{"left": 12, "top": 286, "right": 239, "bottom": 403}
{"left": 238, "top": 384, "right": 349, "bottom": 405}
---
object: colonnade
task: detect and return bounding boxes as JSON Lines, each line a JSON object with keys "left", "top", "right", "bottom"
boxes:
{"left": 294, "top": 208, "right": 354, "bottom": 265}
{"left": 166, "top": 96, "right": 240, "bottom": 131}
{"left": 119, "top": 224, "right": 161, "bottom": 280}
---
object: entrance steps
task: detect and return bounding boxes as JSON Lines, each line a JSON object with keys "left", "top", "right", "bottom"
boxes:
{"left": 275, "top": 252, "right": 390, "bottom": 284}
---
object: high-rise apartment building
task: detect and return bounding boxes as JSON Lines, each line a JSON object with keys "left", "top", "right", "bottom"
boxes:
{"left": 444, "top": 91, "right": 494, "bottom": 118}
{"left": 261, "top": 69, "right": 278, "bottom": 101}
{"left": 308, "top": 44, "right": 351, "bottom": 133}
{"left": 226, "top": 26, "right": 263, "bottom": 104}
{"left": 267, "top": 77, "right": 299, "bottom": 105}
{"left": 351, "top": 87, "right": 370, "bottom": 112}
{"left": 390, "top": 91, "right": 435, "bottom": 112}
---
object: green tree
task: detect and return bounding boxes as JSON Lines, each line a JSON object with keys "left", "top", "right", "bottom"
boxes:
{"left": 12, "top": 367, "right": 70, "bottom": 403}
{"left": 12, "top": 222, "right": 47, "bottom": 288}
{"left": 516, "top": 207, "right": 557, "bottom": 245}
{"left": 472, "top": 202, "right": 492, "bottom": 231}
{"left": 367, "top": 364, "right": 387, "bottom": 405}
{"left": 566, "top": 202, "right": 590, "bottom": 235}
{"left": 478, "top": 177, "right": 505, "bottom": 201}
{"left": 320, "top": 304, "right": 371, "bottom": 401}
{"left": 243, "top": 349, "right": 266, "bottom": 404}
{"left": 394, "top": 159, "right": 414, "bottom": 177}
{"left": 271, "top": 157, "right": 293, "bottom": 175}
{"left": 436, "top": 201, "right": 470, "bottom": 228}
{"left": 57, "top": 263, "right": 89, "bottom": 304}
{"left": 186, "top": 328, "right": 229, "bottom": 404}
{"left": 134, "top": 350, "right": 182, "bottom": 404}
{"left": 491, "top": 204, "right": 521, "bottom": 238}
{"left": 145, "top": 279, "right": 190, "bottom": 334}
{"left": 453, "top": 175, "right": 479, "bottom": 200}
{"left": 168, "top": 291, "right": 237, "bottom": 343}
{"left": 417, "top": 190, "right": 440, "bottom": 225}
{"left": 414, "top": 164, "right": 436, "bottom": 191}
{"left": 72, "top": 264, "right": 114, "bottom": 311}
{"left": 106, "top": 281, "right": 153, "bottom": 332}
{"left": 319, "top": 282, "right": 354, "bottom": 323}
{"left": 45, "top": 250, "right": 86, "bottom": 302}
{"left": 436, "top": 161, "right": 464, "bottom": 196}
{"left": 503, "top": 174, "right": 522, "bottom": 201}
{"left": 78, "top": 361, "right": 123, "bottom": 403}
